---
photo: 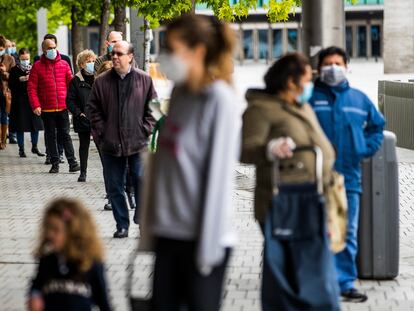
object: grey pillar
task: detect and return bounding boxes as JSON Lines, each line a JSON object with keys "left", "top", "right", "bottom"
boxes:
{"left": 301, "top": 0, "right": 345, "bottom": 68}
{"left": 383, "top": 0, "right": 414, "bottom": 73}
{"left": 129, "top": 8, "right": 145, "bottom": 69}
{"left": 37, "top": 8, "right": 48, "bottom": 56}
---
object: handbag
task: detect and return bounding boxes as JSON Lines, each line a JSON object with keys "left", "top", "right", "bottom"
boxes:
{"left": 126, "top": 248, "right": 153, "bottom": 311}
{"left": 128, "top": 151, "right": 156, "bottom": 310}
{"left": 3, "top": 87, "right": 11, "bottom": 114}
{"left": 325, "top": 171, "right": 348, "bottom": 253}
{"left": 270, "top": 146, "right": 325, "bottom": 241}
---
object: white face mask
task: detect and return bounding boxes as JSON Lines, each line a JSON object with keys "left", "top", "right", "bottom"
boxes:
{"left": 20, "top": 59, "right": 30, "bottom": 69}
{"left": 157, "top": 53, "right": 188, "bottom": 84}
{"left": 320, "top": 64, "right": 347, "bottom": 87}
{"left": 0, "top": 50, "right": 5, "bottom": 57}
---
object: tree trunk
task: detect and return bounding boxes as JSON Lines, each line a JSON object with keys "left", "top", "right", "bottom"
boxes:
{"left": 190, "top": 0, "right": 196, "bottom": 14}
{"left": 71, "top": 5, "right": 83, "bottom": 72}
{"left": 143, "top": 19, "right": 151, "bottom": 72}
{"left": 99, "top": 0, "right": 111, "bottom": 56}
{"left": 113, "top": 6, "right": 126, "bottom": 38}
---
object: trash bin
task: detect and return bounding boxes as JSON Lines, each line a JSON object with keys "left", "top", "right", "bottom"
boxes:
{"left": 357, "top": 131, "right": 399, "bottom": 280}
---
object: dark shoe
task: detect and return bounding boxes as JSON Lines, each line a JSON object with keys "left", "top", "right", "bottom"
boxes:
{"left": 133, "top": 208, "right": 140, "bottom": 225}
{"left": 104, "top": 201, "right": 112, "bottom": 211}
{"left": 59, "top": 155, "right": 65, "bottom": 164}
{"left": 77, "top": 172, "right": 86, "bottom": 182}
{"left": 9, "top": 137, "right": 17, "bottom": 144}
{"left": 49, "top": 164, "right": 59, "bottom": 174}
{"left": 113, "top": 228, "right": 128, "bottom": 239}
{"left": 69, "top": 163, "right": 81, "bottom": 173}
{"left": 45, "top": 157, "right": 51, "bottom": 165}
{"left": 19, "top": 149, "right": 27, "bottom": 158}
{"left": 31, "top": 146, "right": 45, "bottom": 157}
{"left": 341, "top": 289, "right": 368, "bottom": 303}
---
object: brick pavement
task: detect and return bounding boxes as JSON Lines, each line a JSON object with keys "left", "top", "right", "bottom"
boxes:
{"left": 1, "top": 136, "right": 414, "bottom": 311}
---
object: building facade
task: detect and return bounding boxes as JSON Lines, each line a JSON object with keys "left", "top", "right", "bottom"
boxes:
{"left": 148, "top": 0, "right": 384, "bottom": 63}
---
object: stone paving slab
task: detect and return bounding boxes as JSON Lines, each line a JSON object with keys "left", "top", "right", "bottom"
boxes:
{"left": 1, "top": 136, "right": 414, "bottom": 310}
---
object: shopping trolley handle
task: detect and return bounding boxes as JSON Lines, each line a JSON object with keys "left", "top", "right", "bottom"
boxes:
{"left": 272, "top": 145, "right": 324, "bottom": 195}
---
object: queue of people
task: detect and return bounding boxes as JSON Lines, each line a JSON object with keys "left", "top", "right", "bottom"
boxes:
{"left": 0, "top": 13, "right": 385, "bottom": 311}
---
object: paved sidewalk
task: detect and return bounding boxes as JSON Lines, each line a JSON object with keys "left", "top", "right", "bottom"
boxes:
{"left": 0, "top": 136, "right": 414, "bottom": 311}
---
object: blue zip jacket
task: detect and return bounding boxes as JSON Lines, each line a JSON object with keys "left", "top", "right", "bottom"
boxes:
{"left": 309, "top": 79, "right": 385, "bottom": 193}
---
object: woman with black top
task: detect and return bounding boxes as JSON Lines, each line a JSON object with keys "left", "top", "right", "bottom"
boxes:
{"left": 9, "top": 48, "right": 44, "bottom": 157}
{"left": 66, "top": 49, "right": 96, "bottom": 182}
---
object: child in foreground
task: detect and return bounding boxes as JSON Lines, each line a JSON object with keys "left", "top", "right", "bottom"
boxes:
{"left": 27, "top": 198, "right": 111, "bottom": 311}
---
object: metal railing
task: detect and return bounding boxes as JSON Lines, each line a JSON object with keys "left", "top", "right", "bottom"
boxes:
{"left": 378, "top": 80, "right": 414, "bottom": 149}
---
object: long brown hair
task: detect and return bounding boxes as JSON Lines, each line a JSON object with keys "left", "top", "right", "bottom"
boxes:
{"left": 35, "top": 198, "right": 105, "bottom": 272}
{"left": 165, "top": 14, "right": 236, "bottom": 84}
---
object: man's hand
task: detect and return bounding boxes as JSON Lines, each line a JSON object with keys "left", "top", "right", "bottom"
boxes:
{"left": 19, "top": 75, "right": 29, "bottom": 82}
{"left": 0, "top": 63, "right": 6, "bottom": 73}
{"left": 33, "top": 107, "right": 41, "bottom": 116}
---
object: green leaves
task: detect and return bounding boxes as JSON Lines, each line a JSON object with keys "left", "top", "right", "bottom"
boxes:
{"left": 131, "top": 0, "right": 303, "bottom": 26}
{"left": 132, "top": 0, "right": 193, "bottom": 28}
{"left": 266, "top": 0, "right": 299, "bottom": 23}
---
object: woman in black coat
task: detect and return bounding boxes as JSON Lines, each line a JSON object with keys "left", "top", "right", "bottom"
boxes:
{"left": 66, "top": 49, "right": 96, "bottom": 182}
{"left": 9, "top": 48, "right": 44, "bottom": 157}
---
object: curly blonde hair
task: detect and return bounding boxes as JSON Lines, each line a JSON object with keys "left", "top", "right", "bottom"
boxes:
{"left": 76, "top": 49, "right": 96, "bottom": 70}
{"left": 35, "top": 198, "right": 104, "bottom": 272}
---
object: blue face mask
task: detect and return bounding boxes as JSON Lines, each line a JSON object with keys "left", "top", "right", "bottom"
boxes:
{"left": 46, "top": 48, "right": 57, "bottom": 60}
{"left": 5, "top": 48, "right": 12, "bottom": 55}
{"left": 85, "top": 62, "right": 95, "bottom": 74}
{"left": 107, "top": 44, "right": 114, "bottom": 54}
{"left": 11, "top": 47, "right": 16, "bottom": 54}
{"left": 296, "top": 82, "right": 314, "bottom": 105}
{"left": 20, "top": 59, "right": 30, "bottom": 67}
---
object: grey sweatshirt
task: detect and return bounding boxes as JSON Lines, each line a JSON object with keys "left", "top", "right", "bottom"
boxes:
{"left": 151, "top": 80, "right": 240, "bottom": 274}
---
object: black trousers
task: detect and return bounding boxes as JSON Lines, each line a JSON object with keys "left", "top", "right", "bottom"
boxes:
{"left": 41, "top": 110, "right": 76, "bottom": 166}
{"left": 153, "top": 238, "right": 230, "bottom": 311}
{"left": 44, "top": 132, "right": 63, "bottom": 158}
{"left": 78, "top": 131, "right": 91, "bottom": 173}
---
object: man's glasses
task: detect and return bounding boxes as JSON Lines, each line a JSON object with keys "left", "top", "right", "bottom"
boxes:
{"left": 111, "top": 51, "right": 129, "bottom": 57}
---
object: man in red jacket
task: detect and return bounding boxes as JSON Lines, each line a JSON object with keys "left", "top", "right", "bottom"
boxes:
{"left": 28, "top": 39, "right": 80, "bottom": 173}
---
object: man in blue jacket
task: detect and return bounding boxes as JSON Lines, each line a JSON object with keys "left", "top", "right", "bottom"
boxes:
{"left": 310, "top": 46, "right": 385, "bottom": 303}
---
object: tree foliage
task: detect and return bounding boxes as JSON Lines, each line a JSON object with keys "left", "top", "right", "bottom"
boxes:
{"left": 0, "top": 0, "right": 361, "bottom": 57}
{"left": 132, "top": 0, "right": 359, "bottom": 28}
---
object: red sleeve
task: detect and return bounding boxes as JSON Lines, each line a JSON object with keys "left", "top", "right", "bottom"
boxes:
{"left": 27, "top": 62, "right": 41, "bottom": 110}
{"left": 66, "top": 63, "right": 73, "bottom": 87}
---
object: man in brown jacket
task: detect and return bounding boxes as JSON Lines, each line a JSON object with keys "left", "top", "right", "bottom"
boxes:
{"left": 87, "top": 41, "right": 156, "bottom": 238}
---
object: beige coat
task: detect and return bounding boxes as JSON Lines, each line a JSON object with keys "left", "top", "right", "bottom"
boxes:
{"left": 241, "top": 90, "right": 335, "bottom": 223}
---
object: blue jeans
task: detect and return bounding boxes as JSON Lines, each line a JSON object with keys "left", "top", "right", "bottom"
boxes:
{"left": 16, "top": 131, "right": 39, "bottom": 149}
{"left": 334, "top": 191, "right": 360, "bottom": 293}
{"left": 101, "top": 153, "right": 142, "bottom": 231}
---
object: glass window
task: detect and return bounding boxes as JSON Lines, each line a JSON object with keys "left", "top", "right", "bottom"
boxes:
{"left": 371, "top": 25, "right": 381, "bottom": 57}
{"left": 258, "top": 29, "right": 268, "bottom": 59}
{"left": 287, "top": 29, "right": 298, "bottom": 52}
{"left": 346, "top": 26, "right": 353, "bottom": 58}
{"left": 358, "top": 26, "right": 367, "bottom": 57}
{"left": 243, "top": 30, "right": 254, "bottom": 59}
{"left": 89, "top": 32, "right": 99, "bottom": 55}
{"left": 272, "top": 29, "right": 283, "bottom": 59}
{"left": 159, "top": 31, "right": 166, "bottom": 50}
{"left": 150, "top": 37, "right": 156, "bottom": 54}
